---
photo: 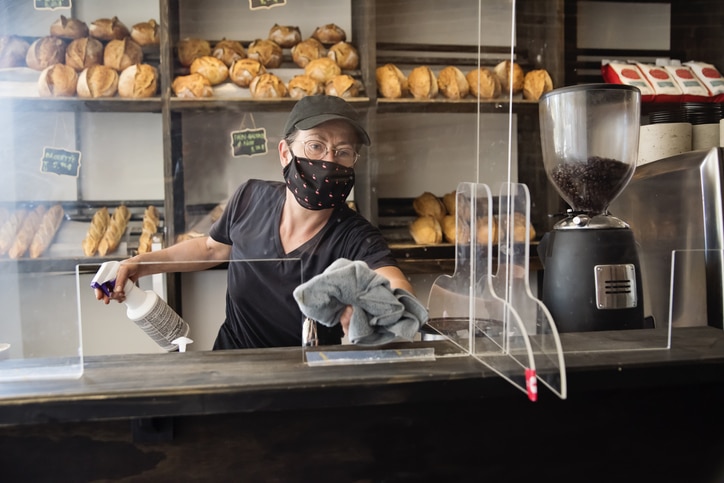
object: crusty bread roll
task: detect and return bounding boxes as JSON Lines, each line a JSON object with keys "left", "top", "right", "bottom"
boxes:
{"left": 437, "top": 66, "right": 469, "bottom": 100}
{"left": 375, "top": 63, "right": 408, "bottom": 99}
{"left": 413, "top": 192, "right": 446, "bottom": 221}
{"left": 118, "top": 63, "right": 158, "bottom": 98}
{"left": 38, "top": 64, "right": 78, "bottom": 97}
{"left": 89, "top": 17, "right": 130, "bottom": 41}
{"left": 304, "top": 57, "right": 341, "bottom": 84}
{"left": 477, "top": 216, "right": 499, "bottom": 246}
{"left": 441, "top": 215, "right": 457, "bottom": 244}
{"left": 213, "top": 39, "right": 246, "bottom": 67}
{"left": 327, "top": 41, "right": 359, "bottom": 70}
{"left": 229, "top": 58, "right": 266, "bottom": 88}
{"left": 466, "top": 67, "right": 501, "bottom": 99}
{"left": 325, "top": 74, "right": 360, "bottom": 98}
{"left": 288, "top": 74, "right": 323, "bottom": 99}
{"left": 0, "top": 209, "right": 27, "bottom": 256}
{"left": 82, "top": 207, "right": 110, "bottom": 256}
{"left": 190, "top": 55, "right": 229, "bottom": 85}
{"left": 50, "top": 15, "right": 88, "bottom": 40}
{"left": 498, "top": 212, "right": 537, "bottom": 243}
{"left": 268, "top": 24, "right": 302, "bottom": 48}
{"left": 172, "top": 73, "right": 213, "bottom": 98}
{"left": 65, "top": 37, "right": 104, "bottom": 72}
{"left": 249, "top": 73, "right": 288, "bottom": 99}
{"left": 291, "top": 38, "right": 325, "bottom": 68}
{"left": 0, "top": 35, "right": 30, "bottom": 68}
{"left": 410, "top": 216, "right": 442, "bottom": 245}
{"left": 77, "top": 65, "right": 119, "bottom": 98}
{"left": 442, "top": 191, "right": 456, "bottom": 217}
{"left": 494, "top": 60, "right": 524, "bottom": 94}
{"left": 26, "top": 36, "right": 66, "bottom": 71}
{"left": 247, "top": 39, "right": 283, "bottom": 68}
{"left": 131, "top": 20, "right": 160, "bottom": 46}
{"left": 177, "top": 38, "right": 211, "bottom": 67}
{"left": 408, "top": 65, "right": 438, "bottom": 99}
{"left": 8, "top": 205, "right": 46, "bottom": 259}
{"left": 311, "top": 24, "right": 346, "bottom": 45}
{"left": 523, "top": 69, "right": 553, "bottom": 101}
{"left": 29, "top": 204, "right": 64, "bottom": 259}
{"left": 104, "top": 38, "right": 143, "bottom": 72}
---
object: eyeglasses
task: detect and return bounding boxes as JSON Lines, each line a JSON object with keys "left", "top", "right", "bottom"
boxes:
{"left": 291, "top": 139, "right": 360, "bottom": 167}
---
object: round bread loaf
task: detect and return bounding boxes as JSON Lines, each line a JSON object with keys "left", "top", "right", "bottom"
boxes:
{"left": 65, "top": 37, "right": 104, "bottom": 71}
{"left": 410, "top": 216, "right": 443, "bottom": 245}
{"left": 325, "top": 74, "right": 360, "bottom": 98}
{"left": 38, "top": 63, "right": 78, "bottom": 97}
{"left": 77, "top": 65, "right": 119, "bottom": 98}
{"left": 50, "top": 15, "right": 88, "bottom": 40}
{"left": 190, "top": 55, "right": 229, "bottom": 85}
{"left": 466, "top": 67, "right": 501, "bottom": 99}
{"left": 104, "top": 38, "right": 143, "bottom": 72}
{"left": 0, "top": 35, "right": 30, "bottom": 68}
{"left": 89, "top": 17, "right": 130, "bottom": 41}
{"left": 523, "top": 69, "right": 553, "bottom": 101}
{"left": 413, "top": 192, "right": 446, "bottom": 221}
{"left": 268, "top": 24, "right": 302, "bottom": 48}
{"left": 249, "top": 73, "right": 288, "bottom": 99}
{"left": 304, "top": 57, "right": 341, "bottom": 84}
{"left": 291, "top": 38, "right": 325, "bottom": 68}
{"left": 172, "top": 73, "right": 213, "bottom": 98}
{"left": 247, "top": 39, "right": 283, "bottom": 68}
{"left": 288, "top": 74, "right": 323, "bottom": 99}
{"left": 494, "top": 60, "right": 524, "bottom": 94}
{"left": 213, "top": 39, "right": 246, "bottom": 67}
{"left": 477, "top": 216, "right": 499, "bottom": 246}
{"left": 408, "top": 65, "right": 438, "bottom": 99}
{"left": 26, "top": 36, "right": 66, "bottom": 71}
{"left": 375, "top": 63, "right": 408, "bottom": 99}
{"left": 327, "top": 41, "right": 359, "bottom": 70}
{"left": 311, "top": 23, "right": 346, "bottom": 45}
{"left": 118, "top": 63, "right": 157, "bottom": 98}
{"left": 442, "top": 191, "right": 456, "bottom": 216}
{"left": 177, "top": 38, "right": 211, "bottom": 67}
{"left": 229, "top": 58, "right": 266, "bottom": 88}
{"left": 131, "top": 20, "right": 160, "bottom": 46}
{"left": 437, "top": 66, "right": 469, "bottom": 100}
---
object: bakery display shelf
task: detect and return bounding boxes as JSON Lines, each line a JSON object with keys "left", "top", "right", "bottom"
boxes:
{"left": 375, "top": 97, "right": 538, "bottom": 114}
{"left": 169, "top": 96, "right": 373, "bottom": 112}
{"left": 376, "top": 43, "right": 525, "bottom": 68}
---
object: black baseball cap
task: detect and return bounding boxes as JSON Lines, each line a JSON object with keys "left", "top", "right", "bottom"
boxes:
{"left": 283, "top": 95, "right": 371, "bottom": 145}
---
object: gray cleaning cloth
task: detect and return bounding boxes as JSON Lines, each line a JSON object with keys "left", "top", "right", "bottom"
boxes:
{"left": 293, "top": 258, "right": 429, "bottom": 346}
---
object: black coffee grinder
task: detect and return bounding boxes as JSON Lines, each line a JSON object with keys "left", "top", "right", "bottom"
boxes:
{"left": 537, "top": 84, "right": 645, "bottom": 332}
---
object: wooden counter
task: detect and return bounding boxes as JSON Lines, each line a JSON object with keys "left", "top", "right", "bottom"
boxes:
{"left": 1, "top": 326, "right": 724, "bottom": 482}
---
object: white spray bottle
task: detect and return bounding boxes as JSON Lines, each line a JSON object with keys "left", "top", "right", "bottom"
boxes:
{"left": 91, "top": 261, "right": 192, "bottom": 352}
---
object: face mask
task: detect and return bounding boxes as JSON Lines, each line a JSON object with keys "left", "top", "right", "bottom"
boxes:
{"left": 283, "top": 155, "right": 355, "bottom": 210}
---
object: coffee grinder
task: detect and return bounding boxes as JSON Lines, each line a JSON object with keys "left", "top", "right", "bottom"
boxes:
{"left": 537, "top": 84, "right": 645, "bottom": 332}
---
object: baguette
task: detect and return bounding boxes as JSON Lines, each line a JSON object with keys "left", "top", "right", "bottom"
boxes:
{"left": 137, "top": 205, "right": 159, "bottom": 254}
{"left": 82, "top": 207, "right": 110, "bottom": 256}
{"left": 0, "top": 209, "right": 28, "bottom": 256}
{"left": 8, "top": 205, "right": 46, "bottom": 259}
{"left": 29, "top": 204, "right": 65, "bottom": 258}
{"left": 98, "top": 205, "right": 130, "bottom": 256}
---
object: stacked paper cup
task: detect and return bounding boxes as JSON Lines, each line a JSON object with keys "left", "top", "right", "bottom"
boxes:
{"left": 638, "top": 107, "right": 691, "bottom": 165}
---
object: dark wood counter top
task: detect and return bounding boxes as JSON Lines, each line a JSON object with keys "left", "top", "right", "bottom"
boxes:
{"left": 2, "top": 326, "right": 724, "bottom": 427}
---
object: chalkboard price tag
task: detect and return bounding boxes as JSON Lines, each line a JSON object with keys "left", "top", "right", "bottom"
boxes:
{"left": 231, "top": 128, "right": 268, "bottom": 157}
{"left": 40, "top": 147, "right": 81, "bottom": 177}
{"left": 34, "top": 0, "right": 72, "bottom": 11}
{"left": 249, "top": 0, "right": 286, "bottom": 11}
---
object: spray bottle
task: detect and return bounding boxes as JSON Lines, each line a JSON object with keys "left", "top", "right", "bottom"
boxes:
{"left": 91, "top": 261, "right": 192, "bottom": 352}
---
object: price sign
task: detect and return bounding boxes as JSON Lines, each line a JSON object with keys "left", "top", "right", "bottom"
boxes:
{"left": 249, "top": 0, "right": 286, "bottom": 10}
{"left": 40, "top": 147, "right": 81, "bottom": 177}
{"left": 34, "top": 0, "right": 71, "bottom": 11}
{"left": 231, "top": 128, "right": 268, "bottom": 157}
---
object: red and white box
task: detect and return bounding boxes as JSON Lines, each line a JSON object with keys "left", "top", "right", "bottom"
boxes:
{"left": 601, "top": 61, "right": 655, "bottom": 102}
{"left": 684, "top": 61, "right": 724, "bottom": 102}
{"left": 663, "top": 64, "right": 712, "bottom": 102}
{"left": 634, "top": 62, "right": 683, "bottom": 102}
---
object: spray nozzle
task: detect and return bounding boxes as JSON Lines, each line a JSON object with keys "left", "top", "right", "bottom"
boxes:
{"left": 172, "top": 336, "right": 193, "bottom": 353}
{"left": 90, "top": 261, "right": 122, "bottom": 296}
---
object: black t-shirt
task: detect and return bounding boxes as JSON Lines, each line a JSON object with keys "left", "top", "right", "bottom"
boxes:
{"left": 208, "top": 179, "right": 399, "bottom": 349}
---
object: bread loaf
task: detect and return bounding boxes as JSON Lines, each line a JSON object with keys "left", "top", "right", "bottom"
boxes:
{"left": 29, "top": 204, "right": 64, "bottom": 258}
{"left": 213, "top": 39, "right": 246, "bottom": 67}
{"left": 441, "top": 215, "right": 457, "bottom": 244}
{"left": 288, "top": 74, "right": 323, "bottom": 99}
{"left": 172, "top": 73, "right": 213, "bottom": 98}
{"left": 324, "top": 74, "right": 360, "bottom": 98}
{"left": 178, "top": 38, "right": 211, "bottom": 67}
{"left": 247, "top": 39, "right": 283, "bottom": 68}
{"left": 408, "top": 65, "right": 438, "bottom": 99}
{"left": 118, "top": 63, "right": 157, "bottom": 98}
{"left": 0, "top": 35, "right": 30, "bottom": 68}
{"left": 131, "top": 20, "right": 160, "bottom": 46}
{"left": 304, "top": 57, "right": 341, "bottom": 84}
{"left": 327, "top": 41, "right": 359, "bottom": 70}
{"left": 65, "top": 37, "right": 104, "bottom": 72}
{"left": 229, "top": 58, "right": 266, "bottom": 88}
{"left": 104, "top": 38, "right": 143, "bottom": 72}
{"left": 77, "top": 65, "right": 119, "bottom": 98}
{"left": 291, "top": 38, "right": 325, "bottom": 68}
{"left": 311, "top": 24, "right": 346, "bottom": 45}
{"left": 82, "top": 207, "right": 110, "bottom": 256}
{"left": 137, "top": 205, "right": 159, "bottom": 254}
{"left": 26, "top": 36, "right": 66, "bottom": 71}
{"left": 477, "top": 216, "right": 499, "bottom": 246}
{"left": 523, "top": 69, "right": 553, "bottom": 101}
{"left": 190, "top": 55, "right": 229, "bottom": 85}
{"left": 442, "top": 191, "right": 456, "bottom": 217}
{"left": 494, "top": 60, "right": 524, "bottom": 94}
{"left": 375, "top": 63, "right": 408, "bottom": 99}
{"left": 249, "top": 73, "right": 288, "bottom": 99}
{"left": 8, "top": 205, "right": 46, "bottom": 259}
{"left": 38, "top": 64, "right": 78, "bottom": 97}
{"left": 437, "top": 66, "right": 469, "bottom": 100}
{"left": 410, "top": 216, "right": 442, "bottom": 245}
{"left": 466, "top": 67, "right": 501, "bottom": 99}
{"left": 97, "top": 205, "right": 130, "bottom": 256}
{"left": 413, "top": 192, "right": 446, "bottom": 221}
{"left": 0, "top": 209, "right": 27, "bottom": 256}
{"left": 89, "top": 17, "right": 130, "bottom": 41}
{"left": 50, "top": 15, "right": 88, "bottom": 40}
{"left": 268, "top": 24, "right": 302, "bottom": 48}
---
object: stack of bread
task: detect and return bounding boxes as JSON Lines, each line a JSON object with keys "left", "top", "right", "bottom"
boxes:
{"left": 0, "top": 204, "right": 65, "bottom": 258}
{"left": 172, "top": 22, "right": 362, "bottom": 100}
{"left": 376, "top": 60, "right": 553, "bottom": 101}
{"left": 2, "top": 14, "right": 161, "bottom": 98}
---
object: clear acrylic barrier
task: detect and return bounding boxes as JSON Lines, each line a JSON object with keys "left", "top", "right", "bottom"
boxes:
{"left": 670, "top": 249, "right": 724, "bottom": 334}
{"left": 427, "top": 182, "right": 566, "bottom": 400}
{"left": 0, "top": 269, "right": 83, "bottom": 382}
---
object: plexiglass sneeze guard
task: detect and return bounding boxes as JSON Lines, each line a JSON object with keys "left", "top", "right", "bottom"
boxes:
{"left": 427, "top": 182, "right": 566, "bottom": 401}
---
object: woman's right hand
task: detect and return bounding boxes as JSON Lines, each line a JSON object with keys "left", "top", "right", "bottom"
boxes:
{"left": 94, "top": 259, "right": 140, "bottom": 304}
